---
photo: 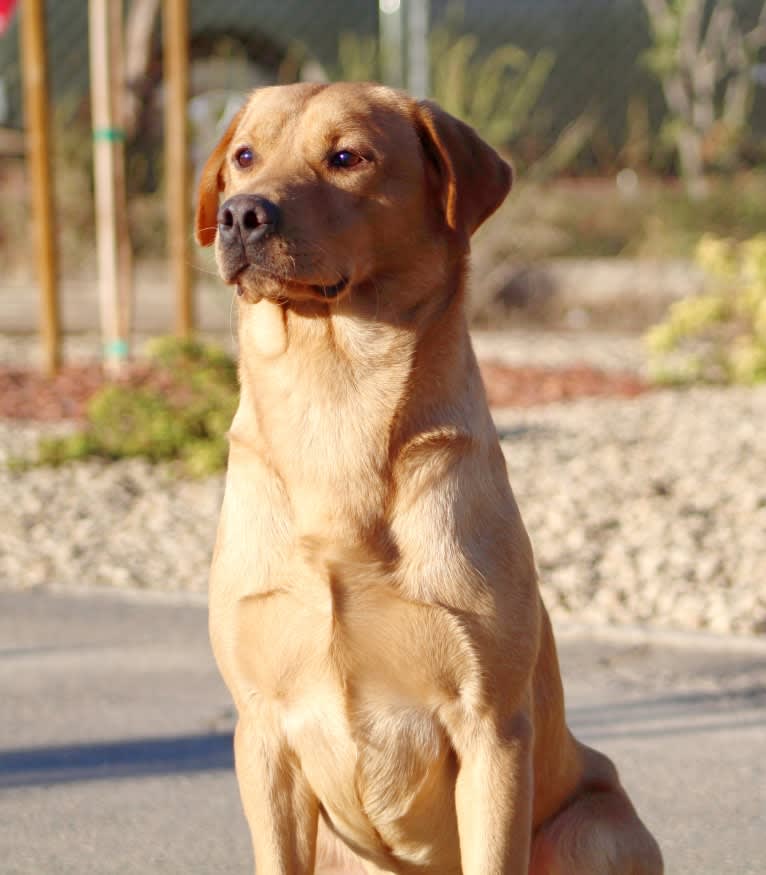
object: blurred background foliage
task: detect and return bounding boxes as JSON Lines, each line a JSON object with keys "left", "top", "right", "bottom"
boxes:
{"left": 647, "top": 233, "right": 766, "bottom": 383}
{"left": 1, "top": 0, "right": 766, "bottom": 471}
{"left": 1, "top": 0, "right": 765, "bottom": 270}
{"left": 25, "top": 337, "right": 239, "bottom": 475}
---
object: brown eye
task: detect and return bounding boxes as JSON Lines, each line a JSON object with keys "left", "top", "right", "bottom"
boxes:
{"left": 234, "top": 147, "right": 254, "bottom": 169}
{"left": 329, "top": 149, "right": 363, "bottom": 169}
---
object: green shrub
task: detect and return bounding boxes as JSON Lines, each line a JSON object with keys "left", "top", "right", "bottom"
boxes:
{"left": 86, "top": 387, "right": 190, "bottom": 461}
{"left": 646, "top": 234, "right": 766, "bottom": 384}
{"left": 429, "top": 29, "right": 554, "bottom": 151}
{"left": 331, "top": 24, "right": 574, "bottom": 162}
{"left": 37, "top": 432, "right": 97, "bottom": 467}
{"left": 32, "top": 338, "right": 239, "bottom": 476}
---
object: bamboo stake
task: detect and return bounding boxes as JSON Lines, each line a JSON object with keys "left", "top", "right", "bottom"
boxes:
{"left": 110, "top": 0, "right": 134, "bottom": 351}
{"left": 89, "top": 0, "right": 132, "bottom": 377}
{"left": 20, "top": 0, "right": 60, "bottom": 376}
{"left": 163, "top": 0, "right": 193, "bottom": 337}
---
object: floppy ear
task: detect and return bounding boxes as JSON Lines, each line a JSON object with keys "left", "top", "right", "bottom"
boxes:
{"left": 195, "top": 107, "right": 245, "bottom": 247}
{"left": 415, "top": 100, "right": 512, "bottom": 238}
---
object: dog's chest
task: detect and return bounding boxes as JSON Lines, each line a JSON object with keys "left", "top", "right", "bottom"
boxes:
{"left": 233, "top": 576, "right": 468, "bottom": 859}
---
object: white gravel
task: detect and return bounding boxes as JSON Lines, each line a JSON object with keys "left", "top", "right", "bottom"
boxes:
{"left": 1, "top": 329, "right": 646, "bottom": 373}
{"left": 495, "top": 387, "right": 766, "bottom": 637}
{"left": 1, "top": 385, "right": 764, "bottom": 637}
{"left": 472, "top": 329, "right": 648, "bottom": 374}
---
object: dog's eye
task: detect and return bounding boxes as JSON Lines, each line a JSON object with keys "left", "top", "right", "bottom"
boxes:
{"left": 329, "top": 150, "right": 364, "bottom": 169}
{"left": 234, "top": 147, "right": 254, "bottom": 169}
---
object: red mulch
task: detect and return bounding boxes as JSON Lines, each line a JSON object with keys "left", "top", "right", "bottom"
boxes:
{"left": 0, "top": 361, "right": 650, "bottom": 422}
{"left": 0, "top": 364, "right": 106, "bottom": 421}
{"left": 0, "top": 363, "right": 190, "bottom": 421}
{"left": 479, "top": 361, "right": 649, "bottom": 408}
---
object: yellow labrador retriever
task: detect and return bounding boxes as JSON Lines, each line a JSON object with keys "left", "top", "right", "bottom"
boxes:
{"left": 196, "top": 82, "right": 662, "bottom": 875}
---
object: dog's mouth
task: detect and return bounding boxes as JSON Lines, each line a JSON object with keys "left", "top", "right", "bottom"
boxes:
{"left": 230, "top": 265, "right": 349, "bottom": 303}
{"left": 314, "top": 277, "right": 348, "bottom": 298}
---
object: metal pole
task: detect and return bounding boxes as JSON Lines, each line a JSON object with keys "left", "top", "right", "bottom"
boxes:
{"left": 163, "top": 0, "right": 193, "bottom": 337}
{"left": 19, "top": 0, "right": 60, "bottom": 376}
{"left": 379, "top": 0, "right": 404, "bottom": 89}
{"left": 408, "top": 0, "right": 429, "bottom": 99}
{"left": 89, "top": 0, "right": 131, "bottom": 376}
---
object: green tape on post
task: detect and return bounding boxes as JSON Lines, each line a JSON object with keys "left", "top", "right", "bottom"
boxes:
{"left": 93, "top": 127, "right": 126, "bottom": 143}
{"left": 104, "top": 339, "right": 129, "bottom": 358}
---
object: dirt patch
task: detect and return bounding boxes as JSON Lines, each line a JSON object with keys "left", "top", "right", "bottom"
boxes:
{"left": 0, "top": 365, "right": 107, "bottom": 421}
{"left": 479, "top": 361, "right": 649, "bottom": 407}
{"left": 0, "top": 363, "right": 204, "bottom": 422}
{"left": 0, "top": 361, "right": 650, "bottom": 422}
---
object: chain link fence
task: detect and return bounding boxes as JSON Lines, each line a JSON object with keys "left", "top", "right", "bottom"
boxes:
{"left": 1, "top": 0, "right": 765, "bottom": 320}
{"left": 1, "top": 1, "right": 763, "bottom": 158}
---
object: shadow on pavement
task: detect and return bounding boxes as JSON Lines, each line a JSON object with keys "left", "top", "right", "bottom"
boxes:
{"left": 570, "top": 682, "right": 766, "bottom": 742}
{"left": 0, "top": 732, "right": 234, "bottom": 789}
{"left": 3, "top": 683, "right": 764, "bottom": 789}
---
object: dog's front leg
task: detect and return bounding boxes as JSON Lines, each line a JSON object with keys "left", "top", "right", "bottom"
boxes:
{"left": 235, "top": 719, "right": 319, "bottom": 875}
{"left": 450, "top": 710, "right": 533, "bottom": 875}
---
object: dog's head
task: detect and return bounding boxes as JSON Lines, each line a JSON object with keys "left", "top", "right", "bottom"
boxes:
{"left": 196, "top": 82, "right": 511, "bottom": 306}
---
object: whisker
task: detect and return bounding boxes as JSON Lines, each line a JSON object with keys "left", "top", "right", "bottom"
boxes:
{"left": 192, "top": 226, "right": 219, "bottom": 238}
{"left": 188, "top": 260, "right": 220, "bottom": 278}
{"left": 370, "top": 277, "right": 381, "bottom": 323}
{"left": 229, "top": 288, "right": 239, "bottom": 352}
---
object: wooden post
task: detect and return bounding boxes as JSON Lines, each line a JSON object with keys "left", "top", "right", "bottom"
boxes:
{"left": 111, "top": 0, "right": 134, "bottom": 355}
{"left": 89, "top": 0, "right": 132, "bottom": 377}
{"left": 163, "top": 0, "right": 193, "bottom": 337}
{"left": 20, "top": 0, "right": 61, "bottom": 377}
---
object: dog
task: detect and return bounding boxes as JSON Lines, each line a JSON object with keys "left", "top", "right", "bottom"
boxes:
{"left": 196, "top": 81, "right": 663, "bottom": 875}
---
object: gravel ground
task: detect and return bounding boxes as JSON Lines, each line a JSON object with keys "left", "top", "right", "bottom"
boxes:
{"left": 495, "top": 387, "right": 766, "bottom": 637}
{"left": 472, "top": 330, "right": 648, "bottom": 374}
{"left": 1, "top": 382, "right": 764, "bottom": 637}
{"left": 0, "top": 329, "right": 647, "bottom": 374}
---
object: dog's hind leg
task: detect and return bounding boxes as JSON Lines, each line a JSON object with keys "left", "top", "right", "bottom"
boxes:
{"left": 529, "top": 746, "right": 663, "bottom": 875}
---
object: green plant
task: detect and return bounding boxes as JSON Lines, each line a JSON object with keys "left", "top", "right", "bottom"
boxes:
{"left": 642, "top": 0, "right": 766, "bottom": 197}
{"left": 428, "top": 23, "right": 555, "bottom": 150}
{"left": 646, "top": 234, "right": 766, "bottom": 384}
{"left": 330, "top": 23, "right": 591, "bottom": 170}
{"left": 334, "top": 32, "right": 380, "bottom": 82}
{"left": 32, "top": 337, "right": 239, "bottom": 475}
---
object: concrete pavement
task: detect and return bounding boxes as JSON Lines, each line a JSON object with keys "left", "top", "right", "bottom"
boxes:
{"left": 0, "top": 588, "right": 764, "bottom": 874}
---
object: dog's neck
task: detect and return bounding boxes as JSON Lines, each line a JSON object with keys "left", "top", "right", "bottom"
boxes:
{"left": 228, "top": 271, "right": 491, "bottom": 541}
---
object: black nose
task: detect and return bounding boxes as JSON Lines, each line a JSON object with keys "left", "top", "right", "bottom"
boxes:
{"left": 217, "top": 195, "right": 280, "bottom": 246}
